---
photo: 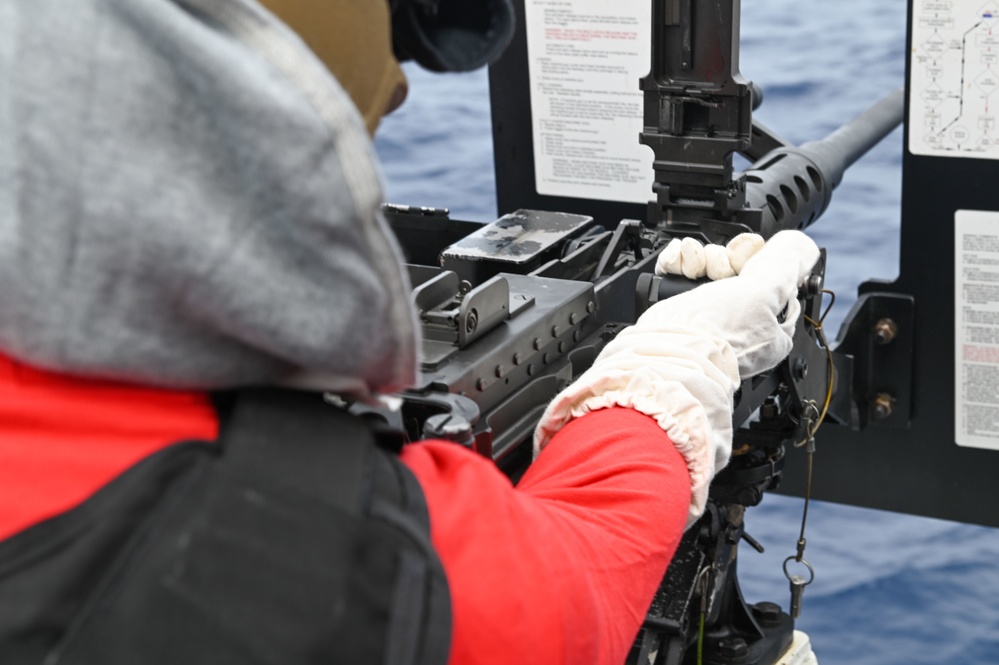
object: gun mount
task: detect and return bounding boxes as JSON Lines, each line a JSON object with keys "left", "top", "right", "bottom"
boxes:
{"left": 377, "top": 1, "right": 908, "bottom": 664}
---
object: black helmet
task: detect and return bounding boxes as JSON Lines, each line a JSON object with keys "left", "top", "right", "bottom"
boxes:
{"left": 389, "top": 0, "right": 515, "bottom": 72}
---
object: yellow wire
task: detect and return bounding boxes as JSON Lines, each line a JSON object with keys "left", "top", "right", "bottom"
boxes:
{"left": 695, "top": 566, "right": 711, "bottom": 665}
{"left": 800, "top": 306, "right": 834, "bottom": 441}
{"left": 818, "top": 288, "right": 836, "bottom": 325}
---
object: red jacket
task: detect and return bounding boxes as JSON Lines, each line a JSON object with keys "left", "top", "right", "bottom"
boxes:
{"left": 0, "top": 352, "right": 690, "bottom": 664}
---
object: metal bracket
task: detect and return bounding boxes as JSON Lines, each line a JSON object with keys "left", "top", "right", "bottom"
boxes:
{"left": 832, "top": 292, "right": 916, "bottom": 429}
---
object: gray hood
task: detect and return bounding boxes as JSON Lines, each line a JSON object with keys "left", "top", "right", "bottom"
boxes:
{"left": 0, "top": 0, "right": 419, "bottom": 396}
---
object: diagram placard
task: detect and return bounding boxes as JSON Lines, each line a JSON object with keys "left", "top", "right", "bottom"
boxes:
{"left": 910, "top": 1, "right": 999, "bottom": 158}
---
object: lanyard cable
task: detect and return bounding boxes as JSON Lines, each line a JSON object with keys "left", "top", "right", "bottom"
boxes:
{"left": 783, "top": 289, "right": 835, "bottom": 615}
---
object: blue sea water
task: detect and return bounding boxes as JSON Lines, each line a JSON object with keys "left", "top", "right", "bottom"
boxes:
{"left": 375, "top": 1, "right": 999, "bottom": 662}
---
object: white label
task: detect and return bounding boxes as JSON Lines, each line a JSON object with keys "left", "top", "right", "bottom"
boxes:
{"left": 910, "top": 1, "right": 999, "bottom": 158}
{"left": 955, "top": 209, "right": 999, "bottom": 449}
{"left": 525, "top": 0, "right": 652, "bottom": 202}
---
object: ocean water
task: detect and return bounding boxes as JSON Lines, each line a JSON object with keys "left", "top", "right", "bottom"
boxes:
{"left": 375, "top": 1, "right": 999, "bottom": 662}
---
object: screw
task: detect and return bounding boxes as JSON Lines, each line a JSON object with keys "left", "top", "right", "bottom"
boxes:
{"left": 495, "top": 365, "right": 506, "bottom": 378}
{"left": 573, "top": 330, "right": 582, "bottom": 342}
{"left": 533, "top": 338, "right": 543, "bottom": 350}
{"left": 871, "top": 393, "right": 895, "bottom": 420}
{"left": 569, "top": 312, "right": 578, "bottom": 325}
{"left": 587, "top": 301, "right": 596, "bottom": 313}
{"left": 513, "top": 352, "right": 524, "bottom": 366}
{"left": 874, "top": 318, "right": 897, "bottom": 345}
{"left": 466, "top": 308, "right": 478, "bottom": 333}
{"left": 551, "top": 325, "right": 561, "bottom": 337}
{"left": 794, "top": 358, "right": 808, "bottom": 380}
{"left": 476, "top": 378, "right": 488, "bottom": 391}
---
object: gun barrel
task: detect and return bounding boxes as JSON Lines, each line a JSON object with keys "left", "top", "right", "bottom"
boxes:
{"left": 743, "top": 85, "right": 904, "bottom": 236}
{"left": 799, "top": 85, "right": 905, "bottom": 189}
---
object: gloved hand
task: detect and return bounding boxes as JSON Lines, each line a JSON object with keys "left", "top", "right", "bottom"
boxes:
{"left": 534, "top": 231, "right": 820, "bottom": 528}
{"left": 655, "top": 233, "right": 765, "bottom": 280}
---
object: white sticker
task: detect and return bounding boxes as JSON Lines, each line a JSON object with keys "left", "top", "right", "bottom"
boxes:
{"left": 910, "top": 1, "right": 999, "bottom": 158}
{"left": 955, "top": 209, "right": 999, "bottom": 450}
{"left": 525, "top": 0, "right": 652, "bottom": 202}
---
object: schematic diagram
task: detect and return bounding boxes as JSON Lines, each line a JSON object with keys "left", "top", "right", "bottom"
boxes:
{"left": 910, "top": 0, "right": 999, "bottom": 158}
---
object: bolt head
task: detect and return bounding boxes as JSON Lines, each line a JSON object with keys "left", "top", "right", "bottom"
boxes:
{"left": 753, "top": 602, "right": 782, "bottom": 626}
{"left": 718, "top": 636, "right": 749, "bottom": 658}
{"left": 738, "top": 486, "right": 762, "bottom": 506}
{"left": 807, "top": 274, "right": 823, "bottom": 295}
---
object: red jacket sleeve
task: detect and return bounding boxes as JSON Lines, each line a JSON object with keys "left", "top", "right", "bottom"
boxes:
{"left": 399, "top": 406, "right": 691, "bottom": 665}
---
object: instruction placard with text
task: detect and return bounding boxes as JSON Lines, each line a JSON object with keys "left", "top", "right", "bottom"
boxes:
{"left": 955, "top": 209, "right": 999, "bottom": 450}
{"left": 525, "top": 0, "right": 652, "bottom": 202}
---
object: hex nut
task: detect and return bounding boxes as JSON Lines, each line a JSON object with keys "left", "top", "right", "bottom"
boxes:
{"left": 871, "top": 393, "right": 895, "bottom": 420}
{"left": 874, "top": 318, "right": 898, "bottom": 345}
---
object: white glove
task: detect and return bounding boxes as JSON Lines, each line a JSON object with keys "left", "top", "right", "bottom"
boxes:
{"left": 534, "top": 231, "right": 820, "bottom": 528}
{"left": 655, "top": 233, "right": 765, "bottom": 280}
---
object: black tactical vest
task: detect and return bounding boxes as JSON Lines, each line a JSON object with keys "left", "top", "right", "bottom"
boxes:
{"left": 0, "top": 388, "right": 451, "bottom": 665}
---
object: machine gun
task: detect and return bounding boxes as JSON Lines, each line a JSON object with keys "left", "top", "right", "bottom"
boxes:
{"left": 376, "top": 1, "right": 904, "bottom": 663}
